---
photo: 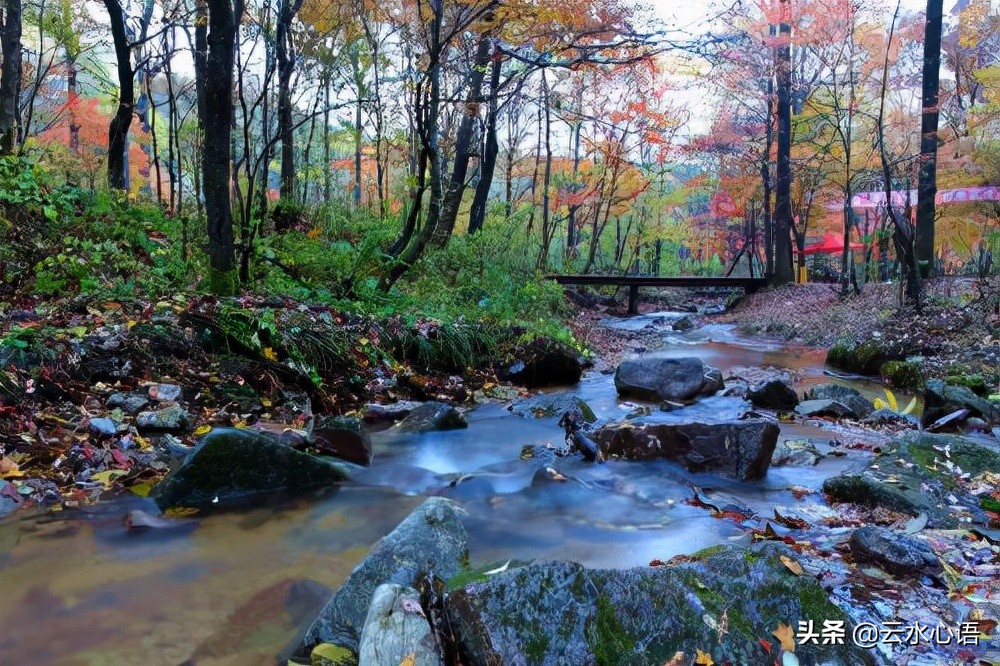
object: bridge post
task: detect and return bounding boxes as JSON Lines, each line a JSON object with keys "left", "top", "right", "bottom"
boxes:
{"left": 627, "top": 285, "right": 639, "bottom": 315}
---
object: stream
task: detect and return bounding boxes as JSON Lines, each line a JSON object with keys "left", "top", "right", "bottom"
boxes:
{"left": 0, "top": 315, "right": 909, "bottom": 666}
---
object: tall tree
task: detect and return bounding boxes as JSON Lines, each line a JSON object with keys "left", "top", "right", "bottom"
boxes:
{"left": 103, "top": 0, "right": 133, "bottom": 189}
{"left": 203, "top": 0, "right": 241, "bottom": 293}
{"left": 276, "top": 0, "right": 304, "bottom": 199}
{"left": 0, "top": 0, "right": 22, "bottom": 154}
{"left": 772, "top": 0, "right": 794, "bottom": 284}
{"left": 915, "top": 0, "right": 943, "bottom": 277}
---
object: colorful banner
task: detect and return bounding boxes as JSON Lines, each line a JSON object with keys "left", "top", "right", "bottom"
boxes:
{"left": 847, "top": 186, "right": 1000, "bottom": 210}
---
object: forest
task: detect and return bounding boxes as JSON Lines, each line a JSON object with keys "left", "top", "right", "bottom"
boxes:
{"left": 1, "top": 0, "right": 999, "bottom": 665}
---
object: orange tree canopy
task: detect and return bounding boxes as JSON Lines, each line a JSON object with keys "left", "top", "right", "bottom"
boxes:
{"left": 797, "top": 233, "right": 864, "bottom": 255}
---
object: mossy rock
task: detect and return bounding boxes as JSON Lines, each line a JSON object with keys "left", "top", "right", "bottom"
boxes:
{"left": 880, "top": 360, "right": 924, "bottom": 390}
{"left": 902, "top": 433, "right": 1000, "bottom": 480}
{"left": 944, "top": 373, "right": 989, "bottom": 397}
{"left": 826, "top": 339, "right": 892, "bottom": 375}
{"left": 822, "top": 474, "right": 922, "bottom": 515}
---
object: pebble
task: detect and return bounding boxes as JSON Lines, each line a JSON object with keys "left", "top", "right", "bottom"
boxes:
{"left": 148, "top": 383, "right": 182, "bottom": 402}
{"left": 88, "top": 417, "right": 119, "bottom": 437}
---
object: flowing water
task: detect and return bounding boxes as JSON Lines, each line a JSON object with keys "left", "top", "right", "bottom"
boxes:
{"left": 0, "top": 316, "right": 903, "bottom": 666}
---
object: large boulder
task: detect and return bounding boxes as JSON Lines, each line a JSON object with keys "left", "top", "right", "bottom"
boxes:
{"left": 614, "top": 354, "right": 724, "bottom": 402}
{"left": 500, "top": 337, "right": 584, "bottom": 388}
{"left": 311, "top": 416, "right": 373, "bottom": 466}
{"left": 593, "top": 420, "right": 779, "bottom": 480}
{"left": 446, "top": 544, "right": 874, "bottom": 666}
{"left": 397, "top": 401, "right": 468, "bottom": 433}
{"left": 803, "top": 383, "right": 873, "bottom": 418}
{"left": 299, "top": 498, "right": 468, "bottom": 660}
{"left": 746, "top": 379, "right": 799, "bottom": 410}
{"left": 151, "top": 428, "right": 348, "bottom": 511}
{"left": 357, "top": 584, "right": 439, "bottom": 666}
{"left": 922, "top": 379, "right": 1000, "bottom": 429}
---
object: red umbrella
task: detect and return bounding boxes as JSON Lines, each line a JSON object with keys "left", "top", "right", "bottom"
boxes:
{"left": 797, "top": 233, "right": 864, "bottom": 255}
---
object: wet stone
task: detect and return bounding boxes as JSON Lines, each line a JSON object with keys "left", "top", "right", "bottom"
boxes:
{"left": 135, "top": 404, "right": 191, "bottom": 432}
{"left": 88, "top": 417, "right": 119, "bottom": 437}
{"left": 849, "top": 526, "right": 942, "bottom": 577}
{"left": 397, "top": 401, "right": 468, "bottom": 433}
{"left": 107, "top": 392, "right": 150, "bottom": 414}
{"left": 148, "top": 383, "right": 183, "bottom": 402}
{"left": 771, "top": 438, "right": 823, "bottom": 466}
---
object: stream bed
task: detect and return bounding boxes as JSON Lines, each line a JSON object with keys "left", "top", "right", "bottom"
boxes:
{"left": 0, "top": 317, "right": 905, "bottom": 666}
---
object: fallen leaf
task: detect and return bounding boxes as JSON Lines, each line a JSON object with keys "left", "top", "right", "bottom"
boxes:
{"left": 694, "top": 648, "right": 714, "bottom": 665}
{"left": 91, "top": 469, "right": 128, "bottom": 489}
{"left": 0, "top": 457, "right": 25, "bottom": 478}
{"left": 484, "top": 560, "right": 511, "bottom": 575}
{"left": 164, "top": 506, "right": 200, "bottom": 518}
{"left": 780, "top": 555, "right": 803, "bottom": 576}
{"left": 773, "top": 623, "right": 796, "bottom": 652}
{"left": 399, "top": 654, "right": 415, "bottom": 666}
{"left": 128, "top": 482, "right": 153, "bottom": 497}
{"left": 758, "top": 637, "right": 773, "bottom": 653}
{"left": 193, "top": 424, "right": 212, "bottom": 436}
{"left": 262, "top": 347, "right": 279, "bottom": 362}
{"left": 662, "top": 652, "right": 686, "bottom": 666}
{"left": 904, "top": 512, "right": 928, "bottom": 534}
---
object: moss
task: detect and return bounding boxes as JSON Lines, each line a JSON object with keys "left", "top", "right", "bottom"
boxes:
{"left": 523, "top": 629, "right": 550, "bottom": 664}
{"left": 207, "top": 267, "right": 237, "bottom": 296}
{"left": 826, "top": 339, "right": 891, "bottom": 375}
{"left": 692, "top": 544, "right": 728, "bottom": 559}
{"left": 586, "top": 594, "right": 636, "bottom": 666}
{"left": 310, "top": 642, "right": 357, "bottom": 666}
{"left": 906, "top": 435, "right": 1000, "bottom": 480}
{"left": 880, "top": 360, "right": 924, "bottom": 390}
{"left": 944, "top": 373, "right": 989, "bottom": 397}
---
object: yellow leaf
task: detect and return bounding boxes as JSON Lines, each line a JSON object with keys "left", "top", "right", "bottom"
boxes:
{"left": 399, "top": 654, "right": 415, "bottom": 666}
{"left": 193, "top": 424, "right": 212, "bottom": 436}
{"left": 126, "top": 319, "right": 137, "bottom": 330}
{"left": 91, "top": 469, "right": 128, "bottom": 488}
{"left": 164, "top": 506, "right": 199, "bottom": 518}
{"left": 780, "top": 555, "right": 803, "bottom": 576}
{"left": 233, "top": 420, "right": 248, "bottom": 429}
{"left": 261, "top": 398, "right": 272, "bottom": 407}
{"left": 129, "top": 482, "right": 152, "bottom": 497}
{"left": 694, "top": 648, "right": 714, "bottom": 665}
{"left": 0, "top": 456, "right": 24, "bottom": 478}
{"left": 262, "top": 347, "right": 279, "bottom": 362}
{"left": 900, "top": 397, "right": 917, "bottom": 415}
{"left": 134, "top": 434, "right": 153, "bottom": 451}
{"left": 773, "top": 622, "right": 796, "bottom": 652}
{"left": 873, "top": 397, "right": 888, "bottom": 410}
{"left": 884, "top": 388, "right": 898, "bottom": 412}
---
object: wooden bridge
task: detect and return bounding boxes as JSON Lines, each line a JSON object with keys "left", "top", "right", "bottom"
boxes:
{"left": 546, "top": 275, "right": 766, "bottom": 315}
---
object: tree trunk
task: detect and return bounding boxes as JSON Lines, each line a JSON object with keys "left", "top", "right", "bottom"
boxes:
{"left": 762, "top": 26, "right": 775, "bottom": 279}
{"left": 0, "top": 0, "right": 24, "bottom": 155}
{"left": 915, "top": 0, "right": 943, "bottom": 278}
{"left": 772, "top": 5, "right": 794, "bottom": 285}
{"left": 323, "top": 70, "right": 331, "bottom": 202}
{"left": 194, "top": 0, "right": 207, "bottom": 129}
{"left": 351, "top": 44, "right": 363, "bottom": 206}
{"left": 467, "top": 50, "right": 501, "bottom": 235}
{"left": 536, "top": 69, "right": 554, "bottom": 269}
{"left": 203, "top": 0, "right": 240, "bottom": 294}
{"left": 276, "top": 0, "right": 302, "bottom": 199}
{"left": 431, "top": 31, "right": 492, "bottom": 246}
{"left": 103, "top": 0, "right": 133, "bottom": 190}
